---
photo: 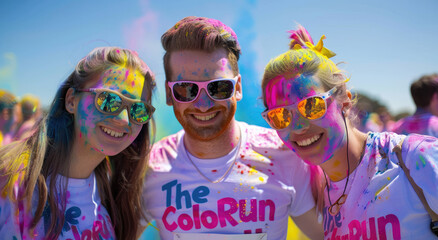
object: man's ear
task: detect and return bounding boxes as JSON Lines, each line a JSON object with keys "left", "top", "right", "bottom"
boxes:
{"left": 165, "top": 83, "right": 173, "bottom": 106}
{"left": 234, "top": 74, "right": 243, "bottom": 101}
{"left": 65, "top": 88, "right": 77, "bottom": 114}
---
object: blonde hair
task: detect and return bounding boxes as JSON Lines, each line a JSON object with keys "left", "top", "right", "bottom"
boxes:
{"left": 0, "top": 47, "right": 155, "bottom": 239}
{"left": 261, "top": 26, "right": 350, "bottom": 109}
{"left": 261, "top": 26, "right": 353, "bottom": 217}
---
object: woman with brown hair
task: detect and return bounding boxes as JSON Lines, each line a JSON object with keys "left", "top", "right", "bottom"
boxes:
{"left": 0, "top": 47, "right": 156, "bottom": 239}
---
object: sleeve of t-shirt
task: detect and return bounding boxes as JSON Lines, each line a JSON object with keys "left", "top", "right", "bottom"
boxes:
{"left": 287, "top": 155, "right": 315, "bottom": 217}
{"left": 140, "top": 171, "right": 154, "bottom": 227}
{"left": 403, "top": 134, "right": 438, "bottom": 214}
{"left": 140, "top": 135, "right": 178, "bottom": 227}
{"left": 0, "top": 193, "right": 22, "bottom": 238}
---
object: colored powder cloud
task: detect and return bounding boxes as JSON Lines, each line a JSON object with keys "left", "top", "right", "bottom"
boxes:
{"left": 0, "top": 52, "right": 18, "bottom": 92}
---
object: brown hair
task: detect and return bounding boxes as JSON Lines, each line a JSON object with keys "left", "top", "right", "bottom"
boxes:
{"left": 410, "top": 73, "right": 438, "bottom": 108}
{"left": 161, "top": 16, "right": 241, "bottom": 82}
{"left": 0, "top": 47, "right": 155, "bottom": 239}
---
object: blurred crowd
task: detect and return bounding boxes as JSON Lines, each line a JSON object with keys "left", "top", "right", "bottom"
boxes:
{"left": 354, "top": 73, "right": 438, "bottom": 138}
{"left": 0, "top": 89, "right": 42, "bottom": 146}
{"left": 1, "top": 73, "right": 438, "bottom": 147}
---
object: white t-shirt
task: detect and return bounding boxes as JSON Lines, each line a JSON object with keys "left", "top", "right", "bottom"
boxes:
{"left": 0, "top": 172, "right": 115, "bottom": 239}
{"left": 142, "top": 122, "right": 315, "bottom": 240}
{"left": 323, "top": 132, "right": 438, "bottom": 240}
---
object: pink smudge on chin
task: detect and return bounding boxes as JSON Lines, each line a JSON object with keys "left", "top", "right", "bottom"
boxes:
{"left": 131, "top": 81, "right": 135, "bottom": 87}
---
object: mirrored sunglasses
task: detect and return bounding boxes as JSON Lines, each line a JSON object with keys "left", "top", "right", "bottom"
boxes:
{"left": 75, "top": 88, "right": 155, "bottom": 125}
{"left": 168, "top": 76, "right": 238, "bottom": 103}
{"left": 261, "top": 87, "right": 337, "bottom": 130}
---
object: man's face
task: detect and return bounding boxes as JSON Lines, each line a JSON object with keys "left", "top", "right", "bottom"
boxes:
{"left": 166, "top": 49, "right": 242, "bottom": 141}
{"left": 0, "top": 105, "right": 17, "bottom": 132}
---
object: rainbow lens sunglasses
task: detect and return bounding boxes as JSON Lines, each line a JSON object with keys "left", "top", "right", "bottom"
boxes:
{"left": 167, "top": 76, "right": 238, "bottom": 103}
{"left": 261, "top": 87, "right": 337, "bottom": 130}
{"left": 75, "top": 88, "right": 155, "bottom": 125}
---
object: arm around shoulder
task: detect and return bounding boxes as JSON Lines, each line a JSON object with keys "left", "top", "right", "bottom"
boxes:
{"left": 291, "top": 207, "right": 323, "bottom": 240}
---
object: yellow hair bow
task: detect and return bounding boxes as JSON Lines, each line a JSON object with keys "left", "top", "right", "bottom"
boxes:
{"left": 293, "top": 35, "right": 336, "bottom": 59}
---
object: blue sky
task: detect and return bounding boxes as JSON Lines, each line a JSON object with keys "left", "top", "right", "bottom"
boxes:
{"left": 1, "top": 0, "right": 437, "bottom": 138}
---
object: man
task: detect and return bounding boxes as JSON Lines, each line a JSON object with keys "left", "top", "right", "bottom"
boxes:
{"left": 0, "top": 89, "right": 18, "bottom": 146}
{"left": 14, "top": 94, "right": 40, "bottom": 140}
{"left": 142, "top": 16, "right": 322, "bottom": 240}
{"left": 392, "top": 74, "right": 438, "bottom": 137}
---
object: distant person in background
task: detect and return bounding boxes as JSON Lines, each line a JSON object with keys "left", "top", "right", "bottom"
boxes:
{"left": 0, "top": 89, "right": 18, "bottom": 146}
{"left": 363, "top": 112, "right": 384, "bottom": 132}
{"left": 376, "top": 107, "right": 395, "bottom": 131}
{"left": 363, "top": 107, "right": 395, "bottom": 133}
{"left": 14, "top": 94, "right": 41, "bottom": 140}
{"left": 392, "top": 73, "right": 438, "bottom": 137}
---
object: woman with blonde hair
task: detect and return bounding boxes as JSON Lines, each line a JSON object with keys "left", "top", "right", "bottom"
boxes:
{"left": 260, "top": 26, "right": 438, "bottom": 239}
{"left": 0, "top": 47, "right": 156, "bottom": 239}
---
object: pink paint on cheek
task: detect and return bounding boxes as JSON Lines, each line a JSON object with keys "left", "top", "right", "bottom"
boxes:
{"left": 320, "top": 105, "right": 346, "bottom": 163}
{"left": 125, "top": 69, "right": 130, "bottom": 79}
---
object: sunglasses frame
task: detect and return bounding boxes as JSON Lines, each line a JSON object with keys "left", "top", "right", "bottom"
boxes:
{"left": 75, "top": 88, "right": 155, "bottom": 125}
{"left": 167, "top": 75, "right": 239, "bottom": 103}
{"left": 261, "top": 87, "right": 337, "bottom": 130}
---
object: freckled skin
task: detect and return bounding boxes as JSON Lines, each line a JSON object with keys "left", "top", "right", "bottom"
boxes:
{"left": 72, "top": 66, "right": 146, "bottom": 157}
{"left": 265, "top": 75, "right": 346, "bottom": 166}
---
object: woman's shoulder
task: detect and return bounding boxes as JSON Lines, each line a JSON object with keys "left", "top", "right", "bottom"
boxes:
{"left": 147, "top": 131, "right": 182, "bottom": 172}
{"left": 366, "top": 132, "right": 405, "bottom": 153}
{"left": 240, "top": 122, "right": 285, "bottom": 149}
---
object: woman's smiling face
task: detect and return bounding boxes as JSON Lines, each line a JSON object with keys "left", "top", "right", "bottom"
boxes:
{"left": 72, "top": 65, "right": 147, "bottom": 156}
{"left": 265, "top": 74, "right": 347, "bottom": 166}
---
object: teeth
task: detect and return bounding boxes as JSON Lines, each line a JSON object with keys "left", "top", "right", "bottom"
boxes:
{"left": 296, "top": 135, "right": 321, "bottom": 147}
{"left": 101, "top": 127, "right": 124, "bottom": 138}
{"left": 193, "top": 113, "right": 217, "bottom": 121}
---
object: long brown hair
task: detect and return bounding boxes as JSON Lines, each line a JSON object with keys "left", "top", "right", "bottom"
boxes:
{"left": 0, "top": 47, "right": 156, "bottom": 239}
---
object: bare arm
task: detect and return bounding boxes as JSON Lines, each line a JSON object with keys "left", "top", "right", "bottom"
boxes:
{"left": 291, "top": 207, "right": 323, "bottom": 240}
{"left": 136, "top": 225, "right": 147, "bottom": 239}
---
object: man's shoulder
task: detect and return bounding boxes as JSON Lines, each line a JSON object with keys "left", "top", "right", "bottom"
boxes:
{"left": 241, "top": 123, "right": 282, "bottom": 147}
{"left": 148, "top": 131, "right": 183, "bottom": 170}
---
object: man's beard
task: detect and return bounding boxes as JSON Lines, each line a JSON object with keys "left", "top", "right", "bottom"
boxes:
{"left": 175, "top": 105, "right": 236, "bottom": 141}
